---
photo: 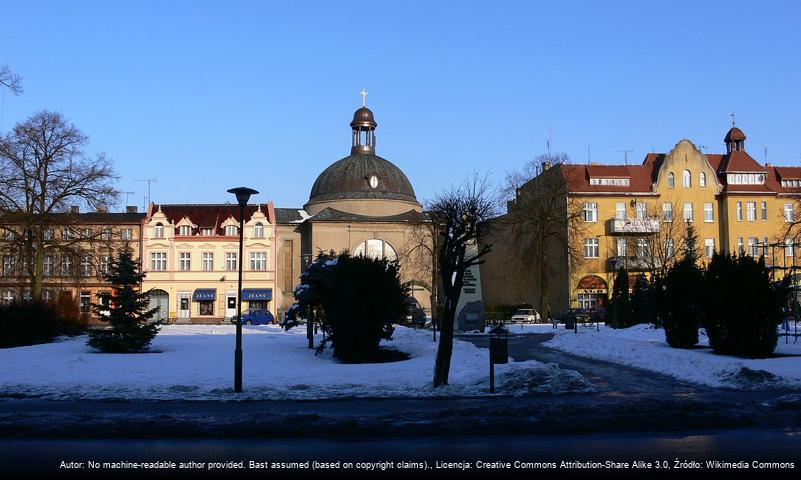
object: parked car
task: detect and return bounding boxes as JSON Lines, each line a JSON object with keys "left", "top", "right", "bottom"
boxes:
{"left": 400, "top": 297, "right": 426, "bottom": 327}
{"left": 510, "top": 308, "right": 541, "bottom": 323}
{"left": 230, "top": 309, "right": 275, "bottom": 325}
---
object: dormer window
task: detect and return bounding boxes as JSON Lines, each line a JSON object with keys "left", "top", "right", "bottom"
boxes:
{"left": 254, "top": 222, "right": 264, "bottom": 238}
{"left": 782, "top": 179, "right": 801, "bottom": 188}
{"left": 225, "top": 225, "right": 238, "bottom": 236}
{"left": 178, "top": 225, "right": 192, "bottom": 236}
{"left": 154, "top": 223, "right": 164, "bottom": 239}
{"left": 200, "top": 228, "right": 214, "bottom": 236}
{"left": 588, "top": 177, "right": 630, "bottom": 186}
{"left": 727, "top": 173, "right": 765, "bottom": 185}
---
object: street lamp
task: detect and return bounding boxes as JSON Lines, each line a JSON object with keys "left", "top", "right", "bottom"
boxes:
{"left": 227, "top": 186, "right": 258, "bottom": 393}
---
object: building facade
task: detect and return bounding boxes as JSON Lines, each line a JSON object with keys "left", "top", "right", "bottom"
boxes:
{"left": 141, "top": 203, "right": 278, "bottom": 322}
{"left": 483, "top": 126, "right": 801, "bottom": 316}
{"left": 0, "top": 207, "right": 145, "bottom": 320}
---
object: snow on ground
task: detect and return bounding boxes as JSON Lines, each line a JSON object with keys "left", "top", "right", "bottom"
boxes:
{"left": 545, "top": 324, "right": 801, "bottom": 390}
{"left": 0, "top": 325, "right": 593, "bottom": 401}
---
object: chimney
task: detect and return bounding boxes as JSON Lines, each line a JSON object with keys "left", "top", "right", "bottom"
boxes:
{"left": 70, "top": 205, "right": 79, "bottom": 214}
{"left": 126, "top": 206, "right": 138, "bottom": 213}
{"left": 96, "top": 205, "right": 108, "bottom": 213}
{"left": 541, "top": 161, "right": 553, "bottom": 171}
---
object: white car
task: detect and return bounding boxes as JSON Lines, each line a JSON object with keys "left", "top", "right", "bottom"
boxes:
{"left": 510, "top": 308, "right": 541, "bottom": 323}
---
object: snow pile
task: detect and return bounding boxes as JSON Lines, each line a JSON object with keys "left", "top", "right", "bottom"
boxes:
{"left": 546, "top": 324, "right": 801, "bottom": 390}
{"left": 0, "top": 325, "right": 592, "bottom": 400}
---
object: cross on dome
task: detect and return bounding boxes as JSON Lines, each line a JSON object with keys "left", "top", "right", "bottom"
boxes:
{"left": 360, "top": 89, "right": 368, "bottom": 107}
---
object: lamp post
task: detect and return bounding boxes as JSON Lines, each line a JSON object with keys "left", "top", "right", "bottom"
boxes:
{"left": 227, "top": 187, "right": 259, "bottom": 393}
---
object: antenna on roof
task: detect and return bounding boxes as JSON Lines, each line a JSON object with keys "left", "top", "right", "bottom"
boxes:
{"left": 547, "top": 128, "right": 552, "bottom": 156}
{"left": 616, "top": 149, "right": 633, "bottom": 165}
{"left": 135, "top": 179, "right": 157, "bottom": 209}
{"left": 122, "top": 191, "right": 135, "bottom": 210}
{"left": 587, "top": 145, "right": 591, "bottom": 163}
{"left": 765, "top": 147, "right": 768, "bottom": 165}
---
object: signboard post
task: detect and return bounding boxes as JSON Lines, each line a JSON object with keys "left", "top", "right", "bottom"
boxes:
{"left": 488, "top": 326, "right": 508, "bottom": 393}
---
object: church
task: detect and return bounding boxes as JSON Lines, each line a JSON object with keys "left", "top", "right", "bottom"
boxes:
{"left": 273, "top": 98, "right": 433, "bottom": 318}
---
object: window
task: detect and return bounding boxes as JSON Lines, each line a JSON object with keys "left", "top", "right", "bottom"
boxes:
{"left": 81, "top": 227, "right": 92, "bottom": 239}
{"left": 762, "top": 237, "right": 769, "bottom": 256}
{"left": 200, "top": 228, "right": 214, "bottom": 236}
{"left": 584, "top": 238, "right": 599, "bottom": 258}
{"left": 62, "top": 228, "right": 74, "bottom": 240}
{"left": 737, "top": 202, "right": 743, "bottom": 221}
{"left": 699, "top": 172, "right": 707, "bottom": 187}
{"left": 81, "top": 256, "right": 92, "bottom": 277}
{"left": 178, "top": 225, "right": 192, "bottom": 236}
{"left": 666, "top": 238, "right": 675, "bottom": 258}
{"left": 154, "top": 223, "right": 164, "bottom": 239}
{"left": 225, "top": 225, "right": 238, "bottom": 236}
{"left": 668, "top": 172, "right": 675, "bottom": 188}
{"left": 705, "top": 239, "right": 715, "bottom": 258}
{"left": 43, "top": 255, "right": 54, "bottom": 276}
{"left": 662, "top": 203, "right": 673, "bottom": 222}
{"left": 225, "top": 252, "right": 237, "bottom": 271}
{"left": 100, "top": 228, "right": 113, "bottom": 240}
{"left": 100, "top": 256, "right": 109, "bottom": 275}
{"left": 761, "top": 202, "right": 767, "bottom": 221}
{"left": 3, "top": 291, "right": 13, "bottom": 305}
{"left": 2, "top": 255, "right": 14, "bottom": 276}
{"left": 748, "top": 237, "right": 759, "bottom": 257}
{"left": 121, "top": 228, "right": 133, "bottom": 240}
{"left": 583, "top": 202, "right": 598, "bottom": 222}
{"left": 727, "top": 173, "right": 766, "bottom": 185}
{"left": 179, "top": 252, "right": 191, "bottom": 271}
{"left": 202, "top": 252, "right": 214, "bottom": 271}
{"left": 254, "top": 223, "right": 264, "bottom": 238}
{"left": 62, "top": 257, "right": 73, "bottom": 276}
{"left": 782, "top": 180, "right": 801, "bottom": 188}
{"left": 682, "top": 170, "right": 692, "bottom": 188}
{"left": 150, "top": 252, "right": 167, "bottom": 271}
{"left": 577, "top": 293, "right": 598, "bottom": 310}
{"left": 704, "top": 203, "right": 714, "bottom": 222}
{"left": 589, "top": 178, "right": 630, "bottom": 186}
{"left": 636, "top": 238, "right": 648, "bottom": 258}
{"left": 42, "top": 290, "right": 52, "bottom": 302}
{"left": 785, "top": 204, "right": 794, "bottom": 222}
{"left": 353, "top": 239, "right": 398, "bottom": 260}
{"left": 250, "top": 251, "right": 267, "bottom": 270}
{"left": 80, "top": 291, "right": 91, "bottom": 314}
{"left": 615, "top": 203, "right": 626, "bottom": 220}
{"left": 616, "top": 238, "right": 627, "bottom": 257}
{"left": 199, "top": 301, "right": 214, "bottom": 316}
{"left": 786, "top": 239, "right": 795, "bottom": 257}
{"left": 746, "top": 202, "right": 756, "bottom": 221}
{"left": 737, "top": 237, "right": 744, "bottom": 255}
{"left": 43, "top": 228, "right": 54, "bottom": 241}
{"left": 683, "top": 203, "right": 694, "bottom": 222}
{"left": 635, "top": 202, "right": 647, "bottom": 220}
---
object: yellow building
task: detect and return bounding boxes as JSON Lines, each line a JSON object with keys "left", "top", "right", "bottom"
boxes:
{"left": 483, "top": 126, "right": 801, "bottom": 315}
{"left": 141, "top": 203, "right": 277, "bottom": 323}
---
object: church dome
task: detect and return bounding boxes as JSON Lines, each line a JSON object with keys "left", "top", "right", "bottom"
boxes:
{"left": 350, "top": 107, "right": 377, "bottom": 129}
{"left": 725, "top": 127, "right": 746, "bottom": 142}
{"left": 308, "top": 153, "right": 417, "bottom": 204}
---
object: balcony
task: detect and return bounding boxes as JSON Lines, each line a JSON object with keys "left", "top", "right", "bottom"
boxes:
{"left": 607, "top": 217, "right": 660, "bottom": 234}
{"left": 608, "top": 256, "right": 660, "bottom": 271}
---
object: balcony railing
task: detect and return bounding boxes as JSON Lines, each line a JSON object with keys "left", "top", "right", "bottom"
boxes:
{"left": 608, "top": 256, "right": 659, "bottom": 271}
{"left": 607, "top": 217, "right": 661, "bottom": 234}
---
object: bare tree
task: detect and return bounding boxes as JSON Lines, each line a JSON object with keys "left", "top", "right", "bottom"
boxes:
{"left": 429, "top": 174, "right": 498, "bottom": 387}
{"left": 501, "top": 153, "right": 586, "bottom": 318}
{"left": 397, "top": 215, "right": 439, "bottom": 335}
{"left": 0, "top": 65, "right": 23, "bottom": 95}
{"left": 0, "top": 111, "right": 118, "bottom": 299}
{"left": 637, "top": 201, "right": 685, "bottom": 280}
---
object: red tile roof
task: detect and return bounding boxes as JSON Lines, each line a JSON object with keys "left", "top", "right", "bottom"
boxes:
{"left": 147, "top": 204, "right": 274, "bottom": 236}
{"left": 720, "top": 150, "right": 765, "bottom": 173}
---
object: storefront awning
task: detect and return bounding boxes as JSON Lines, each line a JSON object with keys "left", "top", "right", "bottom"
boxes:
{"left": 193, "top": 289, "right": 217, "bottom": 301}
{"left": 242, "top": 288, "right": 272, "bottom": 301}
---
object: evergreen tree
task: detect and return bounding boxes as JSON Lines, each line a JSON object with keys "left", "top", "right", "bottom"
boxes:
{"left": 87, "top": 249, "right": 160, "bottom": 353}
{"left": 629, "top": 274, "right": 654, "bottom": 326}
{"left": 609, "top": 268, "right": 630, "bottom": 328}
{"left": 705, "top": 253, "right": 787, "bottom": 358}
{"left": 662, "top": 223, "right": 704, "bottom": 348}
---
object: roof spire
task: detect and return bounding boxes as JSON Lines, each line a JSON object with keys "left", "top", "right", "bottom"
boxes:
{"left": 730, "top": 112, "right": 736, "bottom": 127}
{"left": 360, "top": 89, "right": 368, "bottom": 107}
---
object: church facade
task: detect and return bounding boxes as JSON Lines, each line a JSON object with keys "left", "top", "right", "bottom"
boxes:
{"left": 273, "top": 103, "right": 432, "bottom": 318}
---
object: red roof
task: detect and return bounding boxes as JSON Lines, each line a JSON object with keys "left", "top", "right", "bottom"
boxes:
{"left": 562, "top": 164, "right": 655, "bottom": 194}
{"left": 720, "top": 150, "right": 765, "bottom": 173}
{"left": 147, "top": 204, "right": 274, "bottom": 236}
{"left": 725, "top": 127, "right": 746, "bottom": 142}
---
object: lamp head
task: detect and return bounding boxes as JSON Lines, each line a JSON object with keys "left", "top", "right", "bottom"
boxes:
{"left": 227, "top": 187, "right": 259, "bottom": 207}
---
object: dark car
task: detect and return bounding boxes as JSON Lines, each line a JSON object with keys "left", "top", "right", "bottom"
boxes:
{"left": 230, "top": 309, "right": 275, "bottom": 325}
{"left": 400, "top": 297, "right": 426, "bottom": 327}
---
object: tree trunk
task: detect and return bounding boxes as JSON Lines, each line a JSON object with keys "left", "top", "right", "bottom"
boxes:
{"left": 433, "top": 291, "right": 457, "bottom": 386}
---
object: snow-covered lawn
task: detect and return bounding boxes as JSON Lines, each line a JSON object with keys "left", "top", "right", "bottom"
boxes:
{"left": 0, "top": 325, "right": 593, "bottom": 401}
{"left": 545, "top": 324, "right": 801, "bottom": 390}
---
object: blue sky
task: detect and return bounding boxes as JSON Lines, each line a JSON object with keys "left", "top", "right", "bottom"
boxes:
{"left": 1, "top": 0, "right": 800, "bottom": 210}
